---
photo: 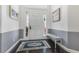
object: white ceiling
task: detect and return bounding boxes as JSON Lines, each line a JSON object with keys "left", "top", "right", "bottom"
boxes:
{"left": 23, "top": 5, "right": 48, "bottom": 9}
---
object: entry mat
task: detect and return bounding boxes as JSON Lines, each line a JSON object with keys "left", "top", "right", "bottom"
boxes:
{"left": 16, "top": 40, "right": 51, "bottom": 52}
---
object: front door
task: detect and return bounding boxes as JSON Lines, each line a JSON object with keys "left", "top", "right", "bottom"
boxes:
{"left": 25, "top": 8, "right": 48, "bottom": 40}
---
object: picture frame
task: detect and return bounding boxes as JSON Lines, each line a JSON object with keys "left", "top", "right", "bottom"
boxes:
{"left": 52, "top": 8, "right": 60, "bottom": 22}
{"left": 9, "top": 5, "right": 19, "bottom": 20}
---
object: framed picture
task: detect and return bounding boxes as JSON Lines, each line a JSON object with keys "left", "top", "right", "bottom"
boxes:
{"left": 52, "top": 8, "right": 60, "bottom": 22}
{"left": 9, "top": 5, "right": 19, "bottom": 20}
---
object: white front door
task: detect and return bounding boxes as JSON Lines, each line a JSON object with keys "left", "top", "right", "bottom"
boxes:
{"left": 24, "top": 8, "right": 48, "bottom": 40}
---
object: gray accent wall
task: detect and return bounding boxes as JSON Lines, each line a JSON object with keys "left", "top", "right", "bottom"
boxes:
{"left": 0, "top": 34, "right": 1, "bottom": 52}
{"left": 48, "top": 29, "right": 68, "bottom": 46}
{"left": 48, "top": 29, "right": 79, "bottom": 51}
{"left": 1, "top": 30, "right": 19, "bottom": 52}
{"left": 19, "top": 29, "right": 24, "bottom": 39}
{"left": 68, "top": 32, "right": 79, "bottom": 51}
{"left": 0, "top": 29, "right": 23, "bottom": 53}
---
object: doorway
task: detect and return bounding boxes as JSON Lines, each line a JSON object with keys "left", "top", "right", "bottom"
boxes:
{"left": 24, "top": 8, "right": 48, "bottom": 40}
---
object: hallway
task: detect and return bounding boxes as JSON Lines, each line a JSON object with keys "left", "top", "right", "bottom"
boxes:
{"left": 0, "top": 5, "right": 79, "bottom": 53}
